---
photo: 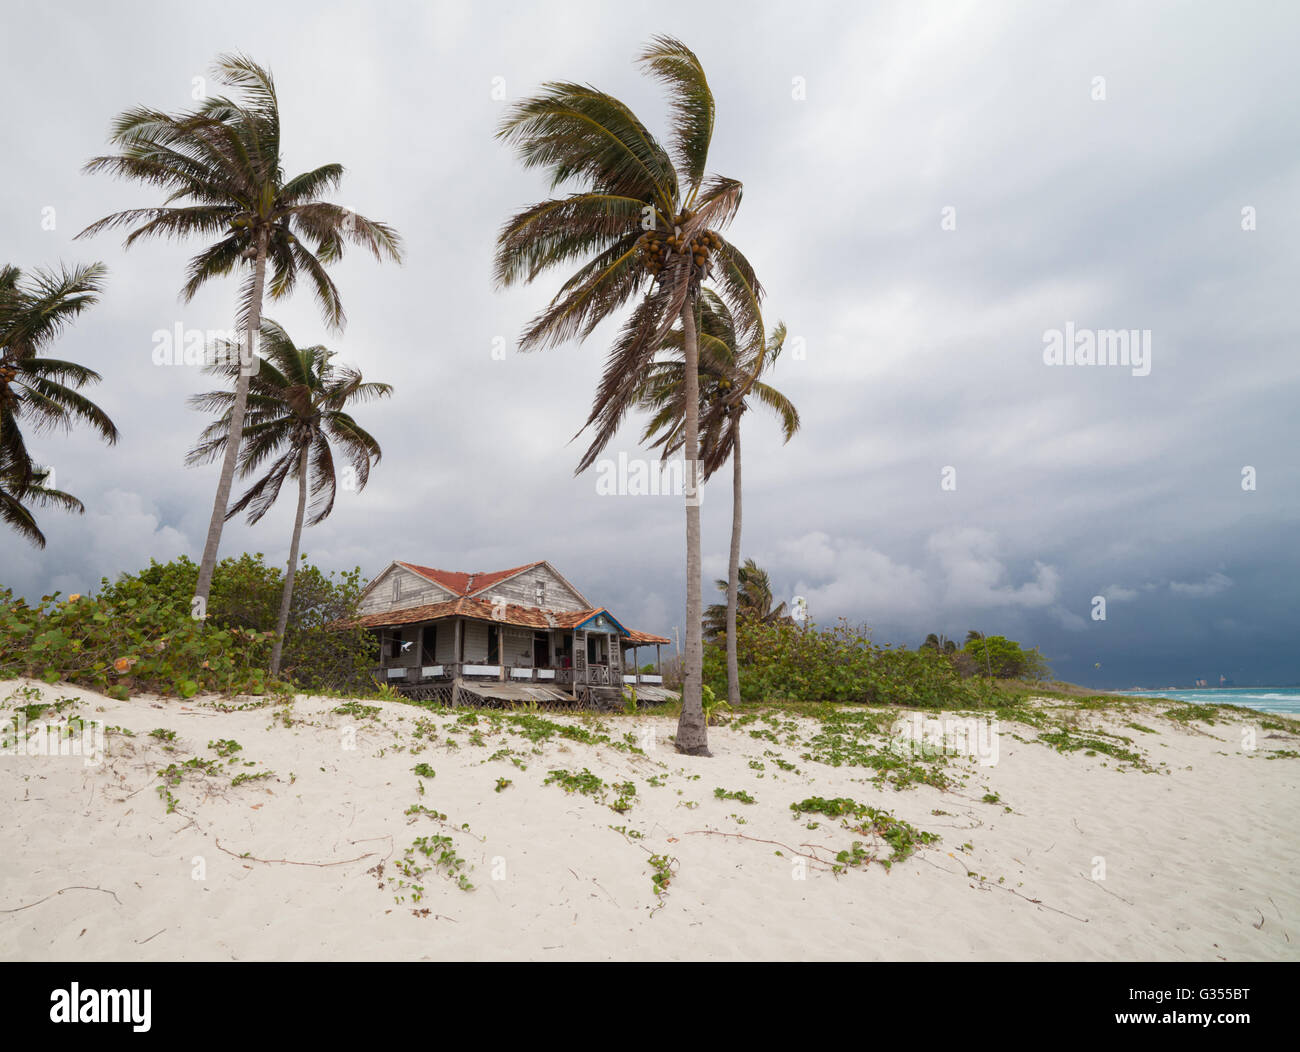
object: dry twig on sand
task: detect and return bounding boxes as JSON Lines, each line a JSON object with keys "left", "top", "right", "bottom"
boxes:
{"left": 214, "top": 837, "right": 376, "bottom": 868}
{"left": 0, "top": 885, "right": 123, "bottom": 913}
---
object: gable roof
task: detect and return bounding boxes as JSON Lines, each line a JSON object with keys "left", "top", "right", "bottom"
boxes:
{"left": 397, "top": 561, "right": 541, "bottom": 598}
{"left": 393, "top": 560, "right": 592, "bottom": 607}
{"left": 563, "top": 609, "right": 631, "bottom": 636}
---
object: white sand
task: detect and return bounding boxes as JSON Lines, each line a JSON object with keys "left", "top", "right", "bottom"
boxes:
{"left": 1, "top": 678, "right": 1297, "bottom": 961}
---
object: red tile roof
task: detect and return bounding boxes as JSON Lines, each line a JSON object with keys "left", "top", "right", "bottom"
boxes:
{"left": 624, "top": 629, "right": 672, "bottom": 646}
{"left": 397, "top": 561, "right": 542, "bottom": 598}
{"left": 338, "top": 595, "right": 670, "bottom": 645}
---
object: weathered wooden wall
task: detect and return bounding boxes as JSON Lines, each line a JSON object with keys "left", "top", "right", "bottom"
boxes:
{"left": 435, "top": 627, "right": 457, "bottom": 664}
{"left": 463, "top": 620, "right": 489, "bottom": 662}
{"left": 502, "top": 626, "right": 534, "bottom": 667}
{"left": 477, "top": 564, "right": 587, "bottom": 612}
{"left": 358, "top": 564, "right": 454, "bottom": 615}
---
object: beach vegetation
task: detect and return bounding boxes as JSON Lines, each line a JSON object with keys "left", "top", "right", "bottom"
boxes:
{"left": 333, "top": 700, "right": 381, "bottom": 720}
{"left": 958, "top": 634, "right": 1051, "bottom": 682}
{"left": 703, "top": 618, "right": 1012, "bottom": 709}
{"left": 544, "top": 767, "right": 605, "bottom": 798}
{"left": 0, "top": 579, "right": 277, "bottom": 700}
{"left": 391, "top": 835, "right": 473, "bottom": 898}
{"left": 648, "top": 853, "right": 675, "bottom": 897}
{"left": 1037, "top": 729, "right": 1146, "bottom": 767}
{"left": 100, "top": 553, "right": 377, "bottom": 694}
{"left": 701, "top": 683, "right": 732, "bottom": 725}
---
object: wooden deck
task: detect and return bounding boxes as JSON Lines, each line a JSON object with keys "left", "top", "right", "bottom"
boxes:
{"left": 375, "top": 661, "right": 664, "bottom": 689}
{"left": 376, "top": 663, "right": 673, "bottom": 710}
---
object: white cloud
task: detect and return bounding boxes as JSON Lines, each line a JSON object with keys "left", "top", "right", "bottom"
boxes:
{"left": 763, "top": 527, "right": 1064, "bottom": 632}
{"left": 32, "top": 490, "right": 190, "bottom": 598}
{"left": 1049, "top": 605, "right": 1088, "bottom": 632}
{"left": 927, "top": 528, "right": 1059, "bottom": 609}
{"left": 1169, "top": 572, "right": 1232, "bottom": 598}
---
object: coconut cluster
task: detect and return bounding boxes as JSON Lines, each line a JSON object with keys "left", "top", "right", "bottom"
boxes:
{"left": 637, "top": 211, "right": 723, "bottom": 280}
{"left": 0, "top": 364, "right": 17, "bottom": 385}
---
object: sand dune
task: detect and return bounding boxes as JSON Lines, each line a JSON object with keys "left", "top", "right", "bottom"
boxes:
{"left": 2, "top": 679, "right": 1296, "bottom": 961}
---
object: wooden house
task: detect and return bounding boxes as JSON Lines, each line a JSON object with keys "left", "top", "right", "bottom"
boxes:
{"left": 345, "top": 560, "right": 674, "bottom": 709}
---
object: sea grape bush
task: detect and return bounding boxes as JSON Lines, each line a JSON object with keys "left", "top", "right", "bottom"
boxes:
{"left": 0, "top": 553, "right": 378, "bottom": 699}
{"left": 98, "top": 554, "right": 377, "bottom": 694}
{"left": 959, "top": 634, "right": 1051, "bottom": 681}
{"left": 0, "top": 582, "right": 273, "bottom": 699}
{"left": 703, "top": 618, "right": 1009, "bottom": 709}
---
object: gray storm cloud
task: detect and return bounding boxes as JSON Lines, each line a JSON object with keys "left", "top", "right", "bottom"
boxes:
{"left": 1, "top": 0, "right": 1296, "bottom": 687}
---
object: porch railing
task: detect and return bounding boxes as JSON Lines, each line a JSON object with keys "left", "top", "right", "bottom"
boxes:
{"left": 374, "top": 662, "right": 664, "bottom": 688}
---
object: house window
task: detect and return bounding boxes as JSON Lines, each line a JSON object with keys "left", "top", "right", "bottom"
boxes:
{"left": 392, "top": 576, "right": 401, "bottom": 603}
{"left": 487, "top": 625, "right": 499, "bottom": 664}
{"left": 386, "top": 630, "right": 402, "bottom": 660}
{"left": 421, "top": 624, "right": 437, "bottom": 664}
{"left": 535, "top": 582, "right": 545, "bottom": 606}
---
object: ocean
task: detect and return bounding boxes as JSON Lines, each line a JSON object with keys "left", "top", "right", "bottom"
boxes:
{"left": 1115, "top": 687, "right": 1300, "bottom": 717}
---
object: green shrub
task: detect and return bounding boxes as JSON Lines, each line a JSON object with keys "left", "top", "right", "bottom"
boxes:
{"left": 97, "top": 553, "right": 378, "bottom": 694}
{"left": 704, "top": 618, "right": 1006, "bottom": 708}
{"left": 1, "top": 552, "right": 378, "bottom": 699}
{"left": 960, "top": 635, "right": 1051, "bottom": 682}
{"left": 0, "top": 584, "right": 274, "bottom": 699}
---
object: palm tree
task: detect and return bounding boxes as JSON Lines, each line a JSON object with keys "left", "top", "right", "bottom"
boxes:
{"left": 704, "top": 558, "right": 790, "bottom": 639}
{"left": 0, "top": 262, "right": 117, "bottom": 546}
{"left": 921, "top": 633, "right": 957, "bottom": 654}
{"left": 636, "top": 290, "right": 798, "bottom": 704}
{"left": 187, "top": 319, "right": 390, "bottom": 677}
{"left": 79, "top": 53, "right": 401, "bottom": 613}
{"left": 0, "top": 461, "right": 86, "bottom": 549}
{"left": 965, "top": 629, "right": 993, "bottom": 676}
{"left": 494, "top": 36, "right": 763, "bottom": 755}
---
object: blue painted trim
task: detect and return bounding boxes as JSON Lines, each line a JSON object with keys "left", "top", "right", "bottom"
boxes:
{"left": 572, "top": 609, "right": 630, "bottom": 636}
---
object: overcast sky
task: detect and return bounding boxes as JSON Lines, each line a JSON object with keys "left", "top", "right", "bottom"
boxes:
{"left": 2, "top": 0, "right": 1297, "bottom": 687}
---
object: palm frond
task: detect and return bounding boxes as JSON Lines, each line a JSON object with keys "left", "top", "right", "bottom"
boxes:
{"left": 0, "top": 262, "right": 108, "bottom": 359}
{"left": 497, "top": 82, "right": 677, "bottom": 211}
{"left": 637, "top": 36, "right": 715, "bottom": 201}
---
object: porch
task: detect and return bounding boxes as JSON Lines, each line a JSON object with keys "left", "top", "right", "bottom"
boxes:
{"left": 374, "top": 662, "right": 665, "bottom": 688}
{"left": 365, "top": 609, "right": 670, "bottom": 708}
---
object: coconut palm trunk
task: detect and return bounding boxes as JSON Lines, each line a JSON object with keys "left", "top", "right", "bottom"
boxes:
{"left": 635, "top": 300, "right": 797, "bottom": 710}
{"left": 725, "top": 425, "right": 742, "bottom": 706}
{"left": 194, "top": 232, "right": 267, "bottom": 610}
{"left": 269, "top": 442, "right": 309, "bottom": 677}
{"left": 676, "top": 299, "right": 709, "bottom": 754}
